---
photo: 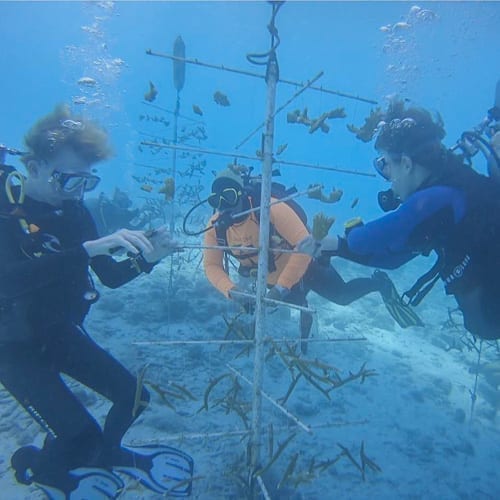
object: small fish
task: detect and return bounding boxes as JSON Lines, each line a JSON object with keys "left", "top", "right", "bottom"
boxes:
{"left": 213, "top": 91, "right": 230, "bottom": 107}
{"left": 276, "top": 143, "right": 288, "bottom": 155}
{"left": 140, "top": 184, "right": 153, "bottom": 193}
{"left": 77, "top": 76, "right": 96, "bottom": 86}
{"left": 192, "top": 104, "right": 203, "bottom": 116}
{"left": 144, "top": 81, "right": 158, "bottom": 102}
{"left": 351, "top": 197, "right": 359, "bottom": 209}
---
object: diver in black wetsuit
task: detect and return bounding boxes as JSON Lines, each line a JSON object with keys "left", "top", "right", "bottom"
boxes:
{"left": 300, "top": 99, "right": 500, "bottom": 341}
{"left": 0, "top": 105, "right": 193, "bottom": 498}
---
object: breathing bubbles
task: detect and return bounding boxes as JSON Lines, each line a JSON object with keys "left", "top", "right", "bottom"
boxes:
{"left": 378, "top": 4, "right": 439, "bottom": 96}
{"left": 62, "top": 1, "right": 126, "bottom": 121}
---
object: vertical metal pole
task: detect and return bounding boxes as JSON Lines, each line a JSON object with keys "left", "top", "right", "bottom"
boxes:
{"left": 170, "top": 35, "right": 185, "bottom": 235}
{"left": 249, "top": 53, "right": 279, "bottom": 476}
{"left": 170, "top": 93, "right": 180, "bottom": 235}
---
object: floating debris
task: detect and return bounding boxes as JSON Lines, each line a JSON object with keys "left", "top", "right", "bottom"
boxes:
{"left": 192, "top": 104, "right": 203, "bottom": 116}
{"left": 140, "top": 184, "right": 154, "bottom": 193}
{"left": 214, "top": 90, "right": 230, "bottom": 106}
{"left": 276, "top": 143, "right": 288, "bottom": 155}
{"left": 144, "top": 81, "right": 158, "bottom": 102}
{"left": 351, "top": 197, "right": 359, "bottom": 209}
{"left": 77, "top": 76, "right": 97, "bottom": 86}
{"left": 73, "top": 96, "right": 87, "bottom": 105}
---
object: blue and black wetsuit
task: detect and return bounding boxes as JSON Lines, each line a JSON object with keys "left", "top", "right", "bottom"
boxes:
{"left": 334, "top": 166, "right": 500, "bottom": 339}
{"left": 0, "top": 193, "right": 153, "bottom": 484}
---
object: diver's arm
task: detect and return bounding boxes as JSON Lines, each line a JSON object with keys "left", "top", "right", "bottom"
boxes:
{"left": 203, "top": 222, "right": 235, "bottom": 298}
{"left": 333, "top": 186, "right": 465, "bottom": 269}
{"left": 270, "top": 200, "right": 312, "bottom": 289}
{"left": 89, "top": 227, "right": 176, "bottom": 288}
{"left": 82, "top": 210, "right": 158, "bottom": 289}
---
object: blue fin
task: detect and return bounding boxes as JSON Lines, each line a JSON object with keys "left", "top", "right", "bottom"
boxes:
{"left": 114, "top": 445, "right": 194, "bottom": 496}
{"left": 35, "top": 467, "right": 124, "bottom": 500}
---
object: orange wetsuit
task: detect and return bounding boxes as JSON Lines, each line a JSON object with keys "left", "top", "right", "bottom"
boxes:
{"left": 203, "top": 197, "right": 311, "bottom": 297}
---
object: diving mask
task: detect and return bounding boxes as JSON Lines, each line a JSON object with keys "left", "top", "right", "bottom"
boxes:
{"left": 207, "top": 187, "right": 242, "bottom": 210}
{"left": 51, "top": 170, "right": 101, "bottom": 193}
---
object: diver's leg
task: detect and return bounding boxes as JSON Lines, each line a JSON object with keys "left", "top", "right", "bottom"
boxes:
{"left": 55, "top": 325, "right": 150, "bottom": 453}
{"left": 0, "top": 338, "right": 105, "bottom": 488}
{"left": 306, "top": 260, "right": 379, "bottom": 305}
{"left": 56, "top": 329, "right": 195, "bottom": 494}
{"left": 286, "top": 284, "right": 313, "bottom": 354}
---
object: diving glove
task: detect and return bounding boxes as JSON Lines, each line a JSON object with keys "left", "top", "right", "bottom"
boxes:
{"left": 297, "top": 235, "right": 339, "bottom": 258}
{"left": 229, "top": 286, "right": 255, "bottom": 314}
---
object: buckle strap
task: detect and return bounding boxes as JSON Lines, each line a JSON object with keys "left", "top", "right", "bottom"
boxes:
{"left": 402, "top": 251, "right": 444, "bottom": 306}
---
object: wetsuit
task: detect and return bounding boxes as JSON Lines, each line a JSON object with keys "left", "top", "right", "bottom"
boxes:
{"left": 204, "top": 197, "right": 381, "bottom": 339}
{"left": 335, "top": 166, "right": 500, "bottom": 339}
{"left": 0, "top": 193, "right": 153, "bottom": 484}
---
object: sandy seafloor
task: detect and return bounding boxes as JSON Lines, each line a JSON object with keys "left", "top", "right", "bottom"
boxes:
{"left": 1, "top": 253, "right": 499, "bottom": 500}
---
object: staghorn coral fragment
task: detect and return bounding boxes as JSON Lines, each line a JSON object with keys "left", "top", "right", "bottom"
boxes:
{"left": 308, "top": 185, "right": 343, "bottom": 204}
{"left": 276, "top": 143, "right": 288, "bottom": 155}
{"left": 132, "top": 363, "right": 149, "bottom": 417}
{"left": 159, "top": 176, "right": 175, "bottom": 201}
{"left": 326, "top": 107, "right": 346, "bottom": 119}
{"left": 346, "top": 106, "right": 384, "bottom": 142}
{"left": 277, "top": 452, "right": 299, "bottom": 490}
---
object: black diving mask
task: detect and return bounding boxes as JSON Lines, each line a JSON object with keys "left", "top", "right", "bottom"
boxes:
{"left": 207, "top": 187, "right": 242, "bottom": 210}
{"left": 373, "top": 155, "right": 390, "bottom": 180}
{"left": 51, "top": 170, "right": 101, "bottom": 193}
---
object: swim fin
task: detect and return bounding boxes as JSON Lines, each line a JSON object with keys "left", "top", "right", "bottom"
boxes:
{"left": 34, "top": 467, "right": 124, "bottom": 500}
{"left": 373, "top": 270, "right": 424, "bottom": 328}
{"left": 112, "top": 444, "right": 194, "bottom": 496}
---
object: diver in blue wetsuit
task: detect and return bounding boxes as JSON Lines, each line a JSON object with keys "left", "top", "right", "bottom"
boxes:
{"left": 0, "top": 106, "right": 193, "bottom": 498}
{"left": 300, "top": 100, "right": 500, "bottom": 340}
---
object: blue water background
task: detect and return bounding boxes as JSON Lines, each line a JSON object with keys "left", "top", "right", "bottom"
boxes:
{"left": 1, "top": 1, "right": 498, "bottom": 224}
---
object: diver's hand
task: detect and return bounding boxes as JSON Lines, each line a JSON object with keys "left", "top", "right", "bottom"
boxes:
{"left": 83, "top": 228, "right": 155, "bottom": 258}
{"left": 265, "top": 285, "right": 290, "bottom": 303}
{"left": 297, "top": 235, "right": 339, "bottom": 258}
{"left": 228, "top": 286, "right": 255, "bottom": 314}
{"left": 143, "top": 226, "right": 180, "bottom": 263}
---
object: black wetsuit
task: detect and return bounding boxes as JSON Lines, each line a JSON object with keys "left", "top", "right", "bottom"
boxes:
{"left": 0, "top": 193, "right": 153, "bottom": 483}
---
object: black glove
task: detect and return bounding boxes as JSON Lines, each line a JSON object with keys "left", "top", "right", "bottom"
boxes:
{"left": 228, "top": 286, "right": 255, "bottom": 314}
{"left": 266, "top": 285, "right": 290, "bottom": 303}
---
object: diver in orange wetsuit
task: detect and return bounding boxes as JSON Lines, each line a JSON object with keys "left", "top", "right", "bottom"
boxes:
{"left": 203, "top": 168, "right": 410, "bottom": 352}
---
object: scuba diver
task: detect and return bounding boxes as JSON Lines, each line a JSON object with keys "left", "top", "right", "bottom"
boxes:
{"left": 85, "top": 187, "right": 147, "bottom": 236}
{"left": 0, "top": 105, "right": 193, "bottom": 498}
{"left": 299, "top": 85, "right": 500, "bottom": 341}
{"left": 199, "top": 167, "right": 422, "bottom": 353}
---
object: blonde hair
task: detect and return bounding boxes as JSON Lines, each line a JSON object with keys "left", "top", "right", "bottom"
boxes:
{"left": 21, "top": 104, "right": 113, "bottom": 166}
